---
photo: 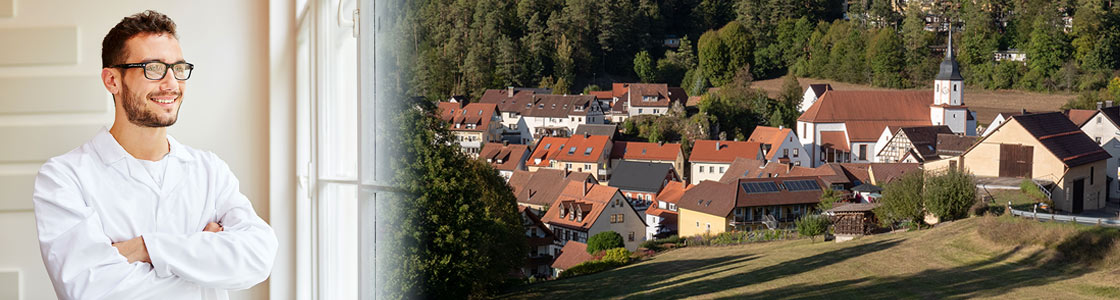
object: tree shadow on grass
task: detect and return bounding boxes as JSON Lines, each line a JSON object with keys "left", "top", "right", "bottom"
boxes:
{"left": 715, "top": 245, "right": 1094, "bottom": 300}
{"left": 501, "top": 253, "right": 759, "bottom": 299}
{"left": 640, "top": 238, "right": 904, "bottom": 299}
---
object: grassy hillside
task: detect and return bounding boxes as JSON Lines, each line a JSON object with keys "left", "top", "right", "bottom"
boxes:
{"left": 503, "top": 216, "right": 1120, "bottom": 299}
{"left": 751, "top": 77, "right": 1075, "bottom": 126}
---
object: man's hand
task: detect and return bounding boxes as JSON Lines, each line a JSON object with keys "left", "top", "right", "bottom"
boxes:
{"left": 203, "top": 222, "right": 223, "bottom": 233}
{"left": 112, "top": 222, "right": 222, "bottom": 263}
{"left": 112, "top": 236, "right": 150, "bottom": 264}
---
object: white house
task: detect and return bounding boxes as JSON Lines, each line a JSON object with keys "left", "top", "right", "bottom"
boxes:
{"left": 1078, "top": 104, "right": 1120, "bottom": 201}
{"left": 688, "top": 140, "right": 763, "bottom": 185}
{"left": 747, "top": 126, "right": 811, "bottom": 167}
{"left": 797, "top": 32, "right": 977, "bottom": 167}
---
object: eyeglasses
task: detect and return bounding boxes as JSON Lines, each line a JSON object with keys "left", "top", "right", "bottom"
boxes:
{"left": 111, "top": 61, "right": 194, "bottom": 81}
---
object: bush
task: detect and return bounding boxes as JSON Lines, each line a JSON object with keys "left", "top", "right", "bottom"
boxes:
{"left": 587, "top": 231, "right": 624, "bottom": 254}
{"left": 558, "top": 260, "right": 623, "bottom": 278}
{"left": 924, "top": 169, "right": 977, "bottom": 222}
{"left": 795, "top": 214, "right": 830, "bottom": 242}
{"left": 601, "top": 248, "right": 631, "bottom": 264}
{"left": 876, "top": 170, "right": 925, "bottom": 227}
{"left": 684, "top": 230, "right": 795, "bottom": 246}
{"left": 640, "top": 235, "right": 684, "bottom": 252}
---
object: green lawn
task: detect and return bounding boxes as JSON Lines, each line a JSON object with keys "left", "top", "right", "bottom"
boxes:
{"left": 503, "top": 217, "right": 1120, "bottom": 299}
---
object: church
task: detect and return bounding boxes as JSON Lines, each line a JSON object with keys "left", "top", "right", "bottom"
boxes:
{"left": 796, "top": 32, "right": 977, "bottom": 167}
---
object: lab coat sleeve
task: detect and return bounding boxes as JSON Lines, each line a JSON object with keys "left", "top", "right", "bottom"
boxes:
{"left": 34, "top": 160, "right": 198, "bottom": 300}
{"left": 143, "top": 155, "right": 278, "bottom": 290}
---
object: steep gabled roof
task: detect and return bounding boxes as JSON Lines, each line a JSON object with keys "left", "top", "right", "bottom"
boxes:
{"left": 678, "top": 180, "right": 736, "bottom": 217}
{"left": 541, "top": 180, "right": 622, "bottom": 231}
{"left": 1011, "top": 112, "right": 1112, "bottom": 167}
{"left": 526, "top": 136, "right": 570, "bottom": 168}
{"left": 551, "top": 241, "right": 594, "bottom": 270}
{"left": 899, "top": 125, "right": 954, "bottom": 160}
{"left": 689, "top": 140, "right": 762, "bottom": 163}
{"left": 935, "top": 133, "right": 978, "bottom": 156}
{"left": 1065, "top": 109, "right": 1097, "bottom": 127}
{"left": 748, "top": 126, "right": 796, "bottom": 160}
{"left": 719, "top": 157, "right": 767, "bottom": 183}
{"left": 608, "top": 161, "right": 676, "bottom": 193}
{"left": 799, "top": 91, "right": 935, "bottom": 142}
{"left": 479, "top": 143, "right": 529, "bottom": 171}
{"left": 622, "top": 83, "right": 688, "bottom": 108}
{"left": 867, "top": 163, "right": 922, "bottom": 185}
{"left": 478, "top": 88, "right": 544, "bottom": 112}
{"left": 647, "top": 181, "right": 690, "bottom": 218}
{"left": 552, "top": 134, "right": 611, "bottom": 163}
{"left": 437, "top": 102, "right": 498, "bottom": 132}
{"left": 610, "top": 141, "right": 682, "bottom": 161}
{"left": 509, "top": 169, "right": 596, "bottom": 207}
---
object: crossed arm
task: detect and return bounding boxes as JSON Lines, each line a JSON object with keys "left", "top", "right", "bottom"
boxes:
{"left": 111, "top": 222, "right": 223, "bottom": 264}
{"left": 33, "top": 159, "right": 277, "bottom": 300}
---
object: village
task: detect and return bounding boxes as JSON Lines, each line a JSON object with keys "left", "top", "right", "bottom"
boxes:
{"left": 435, "top": 33, "right": 1120, "bottom": 281}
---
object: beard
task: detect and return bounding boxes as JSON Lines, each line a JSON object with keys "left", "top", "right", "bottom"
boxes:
{"left": 120, "top": 81, "right": 180, "bottom": 128}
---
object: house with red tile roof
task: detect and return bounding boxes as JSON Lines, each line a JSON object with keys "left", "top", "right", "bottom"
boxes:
{"left": 609, "top": 141, "right": 685, "bottom": 179}
{"left": 540, "top": 178, "right": 648, "bottom": 250}
{"left": 479, "top": 142, "right": 530, "bottom": 180}
{"left": 678, "top": 176, "right": 826, "bottom": 236}
{"left": 508, "top": 169, "right": 596, "bottom": 214}
{"left": 748, "top": 126, "right": 810, "bottom": 167}
{"left": 520, "top": 205, "right": 561, "bottom": 278}
{"left": 478, "top": 87, "right": 551, "bottom": 144}
{"left": 594, "top": 83, "right": 688, "bottom": 123}
{"left": 942, "top": 112, "right": 1110, "bottom": 213}
{"left": 478, "top": 88, "right": 605, "bottom": 144}
{"left": 645, "top": 181, "right": 690, "bottom": 240}
{"left": 437, "top": 101, "right": 503, "bottom": 155}
{"left": 797, "top": 33, "right": 977, "bottom": 167}
{"left": 688, "top": 140, "right": 763, "bottom": 185}
{"left": 550, "top": 241, "right": 594, "bottom": 277}
{"left": 524, "top": 134, "right": 615, "bottom": 182}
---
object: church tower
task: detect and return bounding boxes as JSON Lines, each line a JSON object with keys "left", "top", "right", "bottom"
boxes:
{"left": 931, "top": 26, "right": 973, "bottom": 135}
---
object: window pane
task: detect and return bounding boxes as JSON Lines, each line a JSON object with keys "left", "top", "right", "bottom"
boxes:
{"left": 320, "top": 183, "right": 360, "bottom": 299}
{"left": 318, "top": 0, "right": 359, "bottom": 180}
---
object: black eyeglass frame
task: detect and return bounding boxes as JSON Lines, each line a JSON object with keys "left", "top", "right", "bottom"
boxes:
{"left": 111, "top": 61, "right": 195, "bottom": 81}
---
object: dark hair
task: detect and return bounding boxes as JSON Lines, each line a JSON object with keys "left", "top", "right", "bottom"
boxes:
{"left": 101, "top": 10, "right": 178, "bottom": 68}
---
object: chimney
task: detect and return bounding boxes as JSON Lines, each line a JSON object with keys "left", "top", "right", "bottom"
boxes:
{"left": 779, "top": 125, "right": 783, "bottom": 130}
{"left": 1098, "top": 102, "right": 1103, "bottom": 110}
{"left": 1021, "top": 108, "right": 1027, "bottom": 115}
{"left": 658, "top": 140, "right": 665, "bottom": 146}
{"left": 502, "top": 140, "right": 510, "bottom": 146}
{"left": 584, "top": 132, "right": 591, "bottom": 138}
{"left": 715, "top": 141, "right": 721, "bottom": 151}
{"left": 1109, "top": 100, "right": 1114, "bottom": 107}
{"left": 508, "top": 86, "right": 514, "bottom": 97}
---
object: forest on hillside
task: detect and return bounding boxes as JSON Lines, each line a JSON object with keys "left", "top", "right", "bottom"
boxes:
{"left": 399, "top": 0, "right": 1120, "bottom": 108}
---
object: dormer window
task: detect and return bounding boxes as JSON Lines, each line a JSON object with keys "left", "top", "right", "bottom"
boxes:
{"left": 643, "top": 96, "right": 655, "bottom": 102}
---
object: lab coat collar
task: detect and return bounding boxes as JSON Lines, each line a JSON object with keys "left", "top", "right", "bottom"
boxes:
{"left": 92, "top": 127, "right": 196, "bottom": 166}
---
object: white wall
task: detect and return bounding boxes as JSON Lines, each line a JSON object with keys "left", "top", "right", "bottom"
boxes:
{"left": 1080, "top": 114, "right": 1120, "bottom": 200}
{"left": 691, "top": 162, "right": 730, "bottom": 185}
{"left": 0, "top": 1, "right": 272, "bottom": 299}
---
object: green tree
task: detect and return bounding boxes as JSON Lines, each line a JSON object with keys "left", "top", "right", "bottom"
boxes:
{"left": 634, "top": 50, "right": 657, "bottom": 83}
{"left": 867, "top": 28, "right": 905, "bottom": 88}
{"left": 795, "top": 214, "right": 830, "bottom": 242}
{"left": 875, "top": 170, "right": 925, "bottom": 228}
{"left": 769, "top": 75, "right": 802, "bottom": 128}
{"left": 1021, "top": 7, "right": 1071, "bottom": 91}
{"left": 817, "top": 188, "right": 842, "bottom": 211}
{"left": 383, "top": 105, "right": 527, "bottom": 299}
{"left": 587, "top": 231, "right": 625, "bottom": 254}
{"left": 923, "top": 169, "right": 978, "bottom": 222}
{"left": 900, "top": 0, "right": 934, "bottom": 85}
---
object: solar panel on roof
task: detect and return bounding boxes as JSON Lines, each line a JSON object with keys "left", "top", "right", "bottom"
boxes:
{"left": 740, "top": 182, "right": 780, "bottom": 194}
{"left": 783, "top": 180, "right": 821, "bottom": 192}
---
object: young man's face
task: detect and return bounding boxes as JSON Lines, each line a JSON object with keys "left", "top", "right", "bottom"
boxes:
{"left": 115, "top": 33, "right": 186, "bottom": 127}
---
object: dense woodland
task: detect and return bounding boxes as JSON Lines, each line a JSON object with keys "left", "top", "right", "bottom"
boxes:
{"left": 405, "top": 0, "right": 1120, "bottom": 107}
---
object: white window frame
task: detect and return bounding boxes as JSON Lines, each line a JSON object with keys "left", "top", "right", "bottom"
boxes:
{"left": 294, "top": 0, "right": 384, "bottom": 298}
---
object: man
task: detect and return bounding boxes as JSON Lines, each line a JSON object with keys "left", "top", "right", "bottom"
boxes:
{"left": 32, "top": 10, "right": 277, "bottom": 299}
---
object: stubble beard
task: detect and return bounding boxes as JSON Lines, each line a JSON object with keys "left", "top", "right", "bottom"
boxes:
{"left": 120, "top": 81, "right": 180, "bottom": 128}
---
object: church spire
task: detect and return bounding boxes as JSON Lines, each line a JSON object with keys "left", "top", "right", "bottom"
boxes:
{"left": 935, "top": 22, "right": 963, "bottom": 81}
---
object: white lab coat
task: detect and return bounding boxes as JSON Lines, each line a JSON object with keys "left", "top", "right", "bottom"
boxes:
{"left": 33, "top": 128, "right": 278, "bottom": 300}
